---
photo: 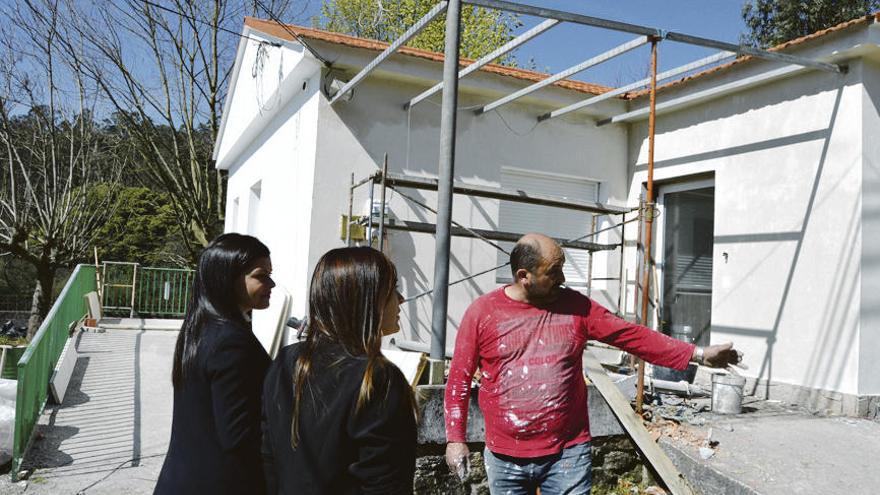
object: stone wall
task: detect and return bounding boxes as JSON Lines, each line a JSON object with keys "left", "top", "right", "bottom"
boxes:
{"left": 412, "top": 436, "right": 656, "bottom": 494}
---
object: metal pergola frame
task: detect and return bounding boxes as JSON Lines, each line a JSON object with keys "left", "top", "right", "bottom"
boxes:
{"left": 324, "top": 0, "right": 847, "bottom": 441}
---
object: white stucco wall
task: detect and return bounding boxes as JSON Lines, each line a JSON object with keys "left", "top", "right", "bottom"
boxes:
{"left": 308, "top": 53, "right": 631, "bottom": 352}
{"left": 625, "top": 35, "right": 873, "bottom": 394}
{"left": 220, "top": 32, "right": 323, "bottom": 319}
{"left": 860, "top": 56, "right": 880, "bottom": 395}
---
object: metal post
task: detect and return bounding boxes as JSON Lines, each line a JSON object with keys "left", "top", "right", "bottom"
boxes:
{"left": 587, "top": 215, "right": 597, "bottom": 298}
{"left": 347, "top": 173, "right": 354, "bottom": 246}
{"left": 130, "top": 264, "right": 138, "bottom": 318}
{"left": 378, "top": 154, "right": 389, "bottom": 252}
{"left": 367, "top": 174, "right": 375, "bottom": 246}
{"left": 636, "top": 39, "right": 659, "bottom": 413}
{"left": 617, "top": 211, "right": 626, "bottom": 313}
{"left": 429, "top": 0, "right": 462, "bottom": 375}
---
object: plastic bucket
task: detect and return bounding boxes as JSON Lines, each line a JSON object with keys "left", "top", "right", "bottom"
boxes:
{"left": 711, "top": 373, "right": 746, "bottom": 414}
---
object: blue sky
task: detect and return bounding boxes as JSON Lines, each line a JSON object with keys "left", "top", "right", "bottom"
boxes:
{"left": 495, "top": 1, "right": 749, "bottom": 87}
{"left": 299, "top": 0, "right": 751, "bottom": 88}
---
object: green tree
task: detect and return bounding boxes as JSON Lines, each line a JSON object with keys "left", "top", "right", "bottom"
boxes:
{"left": 91, "top": 185, "right": 187, "bottom": 267}
{"left": 317, "top": 0, "right": 521, "bottom": 63}
{"left": 742, "top": 0, "right": 880, "bottom": 47}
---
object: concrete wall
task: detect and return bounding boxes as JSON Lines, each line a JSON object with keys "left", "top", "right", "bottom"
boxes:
{"left": 309, "top": 47, "right": 631, "bottom": 352}
{"left": 860, "top": 56, "right": 880, "bottom": 396}
{"left": 625, "top": 34, "right": 872, "bottom": 395}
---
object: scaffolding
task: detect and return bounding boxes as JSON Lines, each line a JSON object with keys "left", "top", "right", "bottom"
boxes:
{"left": 329, "top": 0, "right": 844, "bottom": 425}
{"left": 347, "top": 168, "right": 636, "bottom": 303}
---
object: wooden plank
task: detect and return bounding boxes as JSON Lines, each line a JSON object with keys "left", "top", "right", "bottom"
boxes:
{"left": 50, "top": 336, "right": 78, "bottom": 404}
{"left": 583, "top": 350, "right": 695, "bottom": 495}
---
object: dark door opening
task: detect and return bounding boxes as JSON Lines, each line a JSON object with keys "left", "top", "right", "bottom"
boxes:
{"left": 661, "top": 186, "right": 714, "bottom": 347}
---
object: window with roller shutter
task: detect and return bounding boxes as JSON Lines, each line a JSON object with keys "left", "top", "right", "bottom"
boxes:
{"left": 496, "top": 167, "right": 600, "bottom": 286}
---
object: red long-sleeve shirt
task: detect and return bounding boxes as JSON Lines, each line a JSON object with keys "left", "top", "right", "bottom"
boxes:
{"left": 444, "top": 287, "right": 694, "bottom": 458}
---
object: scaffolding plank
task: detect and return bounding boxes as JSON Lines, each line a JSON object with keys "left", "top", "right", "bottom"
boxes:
{"left": 539, "top": 50, "right": 735, "bottom": 122}
{"left": 384, "top": 173, "right": 630, "bottom": 215}
{"left": 665, "top": 32, "right": 844, "bottom": 73}
{"left": 329, "top": 1, "right": 449, "bottom": 104}
{"left": 477, "top": 36, "right": 648, "bottom": 115}
{"left": 464, "top": 0, "right": 660, "bottom": 37}
{"left": 406, "top": 19, "right": 560, "bottom": 109}
{"left": 583, "top": 350, "right": 696, "bottom": 495}
{"left": 376, "top": 220, "right": 618, "bottom": 251}
{"left": 597, "top": 64, "right": 806, "bottom": 126}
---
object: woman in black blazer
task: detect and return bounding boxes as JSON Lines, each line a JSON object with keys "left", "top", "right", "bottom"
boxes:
{"left": 261, "top": 247, "right": 417, "bottom": 494}
{"left": 155, "top": 233, "right": 275, "bottom": 494}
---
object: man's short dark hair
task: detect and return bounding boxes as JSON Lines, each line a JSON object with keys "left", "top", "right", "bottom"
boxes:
{"left": 510, "top": 240, "right": 542, "bottom": 278}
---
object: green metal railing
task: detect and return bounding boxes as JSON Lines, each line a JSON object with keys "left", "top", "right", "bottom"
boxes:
{"left": 100, "top": 263, "right": 194, "bottom": 318}
{"left": 135, "top": 267, "right": 194, "bottom": 317}
{"left": 11, "top": 264, "right": 95, "bottom": 478}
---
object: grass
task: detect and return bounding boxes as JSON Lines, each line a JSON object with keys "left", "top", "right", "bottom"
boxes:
{"left": 0, "top": 336, "right": 27, "bottom": 347}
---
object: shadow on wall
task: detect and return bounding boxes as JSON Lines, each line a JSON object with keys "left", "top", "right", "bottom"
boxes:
{"left": 705, "top": 85, "right": 848, "bottom": 396}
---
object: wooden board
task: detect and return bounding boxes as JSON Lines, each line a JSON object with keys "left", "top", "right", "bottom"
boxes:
{"left": 50, "top": 335, "right": 79, "bottom": 404}
{"left": 253, "top": 286, "right": 292, "bottom": 359}
{"left": 583, "top": 350, "right": 695, "bottom": 495}
{"left": 84, "top": 291, "right": 102, "bottom": 321}
{"left": 383, "top": 349, "right": 427, "bottom": 386}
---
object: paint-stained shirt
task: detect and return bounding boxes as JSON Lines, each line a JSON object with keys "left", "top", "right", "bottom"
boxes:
{"left": 444, "top": 287, "right": 694, "bottom": 458}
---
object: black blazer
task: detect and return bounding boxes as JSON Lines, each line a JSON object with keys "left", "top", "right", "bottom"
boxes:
{"left": 261, "top": 342, "right": 417, "bottom": 494}
{"left": 155, "top": 319, "right": 271, "bottom": 495}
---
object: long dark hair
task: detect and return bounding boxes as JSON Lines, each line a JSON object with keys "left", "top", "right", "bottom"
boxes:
{"left": 172, "top": 233, "right": 270, "bottom": 388}
{"left": 291, "top": 246, "right": 406, "bottom": 447}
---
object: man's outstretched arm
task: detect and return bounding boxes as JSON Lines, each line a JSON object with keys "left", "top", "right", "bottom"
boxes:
{"left": 587, "top": 299, "right": 742, "bottom": 370}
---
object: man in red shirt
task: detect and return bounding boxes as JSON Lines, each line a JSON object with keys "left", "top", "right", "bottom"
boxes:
{"left": 444, "top": 233, "right": 741, "bottom": 494}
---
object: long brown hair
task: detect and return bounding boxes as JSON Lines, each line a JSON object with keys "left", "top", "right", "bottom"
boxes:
{"left": 290, "top": 246, "right": 408, "bottom": 447}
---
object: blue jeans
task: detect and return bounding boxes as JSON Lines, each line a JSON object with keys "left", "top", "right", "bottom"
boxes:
{"left": 483, "top": 442, "right": 592, "bottom": 495}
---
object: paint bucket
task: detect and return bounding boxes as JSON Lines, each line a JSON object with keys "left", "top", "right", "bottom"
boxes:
{"left": 653, "top": 325, "right": 697, "bottom": 383}
{"left": 711, "top": 373, "right": 746, "bottom": 414}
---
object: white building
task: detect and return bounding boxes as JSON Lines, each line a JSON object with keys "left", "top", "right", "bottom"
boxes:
{"left": 214, "top": 15, "right": 880, "bottom": 415}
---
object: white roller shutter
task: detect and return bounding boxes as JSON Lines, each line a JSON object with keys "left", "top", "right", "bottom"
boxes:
{"left": 497, "top": 168, "right": 599, "bottom": 286}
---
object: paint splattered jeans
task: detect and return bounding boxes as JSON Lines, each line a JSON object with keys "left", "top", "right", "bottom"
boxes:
{"left": 483, "top": 441, "right": 592, "bottom": 495}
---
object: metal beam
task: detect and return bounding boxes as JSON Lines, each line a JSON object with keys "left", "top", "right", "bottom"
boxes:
{"left": 476, "top": 36, "right": 648, "bottom": 115}
{"left": 385, "top": 173, "right": 630, "bottom": 215}
{"left": 405, "top": 19, "right": 560, "bottom": 109}
{"left": 539, "top": 50, "right": 735, "bottom": 122}
{"left": 329, "top": 1, "right": 448, "bottom": 104}
{"left": 464, "top": 0, "right": 660, "bottom": 37}
{"left": 665, "top": 31, "right": 844, "bottom": 73}
{"left": 374, "top": 220, "right": 618, "bottom": 251}
{"left": 597, "top": 63, "right": 806, "bottom": 126}
{"left": 429, "top": 0, "right": 461, "bottom": 363}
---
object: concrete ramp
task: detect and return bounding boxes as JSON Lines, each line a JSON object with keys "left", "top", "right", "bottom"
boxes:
{"left": 9, "top": 329, "right": 177, "bottom": 494}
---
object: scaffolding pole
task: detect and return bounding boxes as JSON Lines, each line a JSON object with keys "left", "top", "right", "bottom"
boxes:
{"left": 429, "top": 0, "right": 462, "bottom": 374}
{"left": 636, "top": 39, "right": 659, "bottom": 413}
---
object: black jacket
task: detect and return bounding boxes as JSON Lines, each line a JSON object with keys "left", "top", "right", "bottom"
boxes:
{"left": 155, "top": 319, "right": 271, "bottom": 495}
{"left": 261, "top": 343, "right": 417, "bottom": 494}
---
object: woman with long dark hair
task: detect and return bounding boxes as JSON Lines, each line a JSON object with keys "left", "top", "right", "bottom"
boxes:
{"left": 261, "top": 247, "right": 417, "bottom": 494}
{"left": 156, "top": 233, "right": 275, "bottom": 495}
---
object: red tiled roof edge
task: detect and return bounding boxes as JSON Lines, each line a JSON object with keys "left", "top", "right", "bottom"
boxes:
{"left": 626, "top": 12, "right": 880, "bottom": 99}
{"left": 243, "top": 17, "right": 611, "bottom": 96}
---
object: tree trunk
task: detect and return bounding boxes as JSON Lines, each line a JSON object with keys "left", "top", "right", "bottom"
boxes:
{"left": 26, "top": 266, "right": 56, "bottom": 340}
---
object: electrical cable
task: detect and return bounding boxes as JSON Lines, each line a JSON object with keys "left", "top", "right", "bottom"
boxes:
{"left": 251, "top": 0, "right": 332, "bottom": 67}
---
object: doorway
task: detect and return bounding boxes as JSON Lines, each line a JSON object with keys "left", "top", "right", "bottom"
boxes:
{"left": 657, "top": 180, "right": 715, "bottom": 347}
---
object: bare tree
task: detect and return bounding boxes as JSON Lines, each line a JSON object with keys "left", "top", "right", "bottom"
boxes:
{"left": 0, "top": 1, "right": 122, "bottom": 337}
{"left": 61, "top": 0, "right": 300, "bottom": 259}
